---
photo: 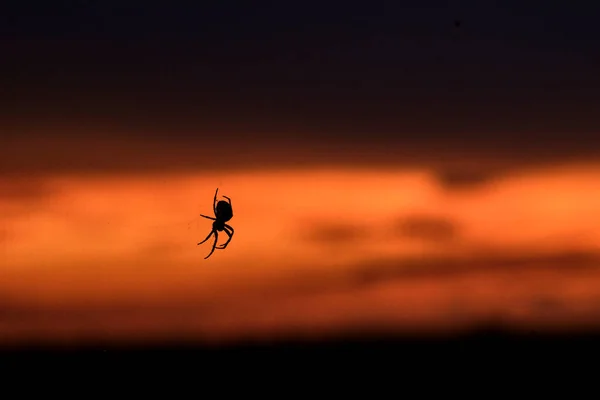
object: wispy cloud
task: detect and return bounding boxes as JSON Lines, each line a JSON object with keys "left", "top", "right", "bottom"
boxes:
{"left": 434, "top": 167, "right": 501, "bottom": 190}
{"left": 392, "top": 214, "right": 459, "bottom": 242}
{"left": 299, "top": 222, "right": 370, "bottom": 246}
{"left": 0, "top": 178, "right": 56, "bottom": 200}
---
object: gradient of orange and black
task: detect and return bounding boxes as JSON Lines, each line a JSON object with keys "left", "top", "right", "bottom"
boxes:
{"left": 3, "top": 1, "right": 600, "bottom": 356}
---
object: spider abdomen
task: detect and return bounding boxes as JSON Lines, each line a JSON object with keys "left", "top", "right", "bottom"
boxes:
{"left": 215, "top": 201, "right": 233, "bottom": 221}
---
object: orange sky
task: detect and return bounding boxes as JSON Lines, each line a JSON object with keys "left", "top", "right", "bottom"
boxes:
{"left": 3, "top": 162, "right": 600, "bottom": 346}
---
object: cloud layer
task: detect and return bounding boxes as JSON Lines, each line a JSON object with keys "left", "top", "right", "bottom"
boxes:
{"left": 3, "top": 163, "right": 600, "bottom": 345}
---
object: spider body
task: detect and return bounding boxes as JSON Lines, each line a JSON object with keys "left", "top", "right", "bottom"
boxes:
{"left": 215, "top": 200, "right": 233, "bottom": 223}
{"left": 198, "top": 188, "right": 235, "bottom": 259}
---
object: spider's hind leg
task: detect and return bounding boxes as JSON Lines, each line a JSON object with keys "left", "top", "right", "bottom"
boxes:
{"left": 198, "top": 230, "right": 215, "bottom": 245}
{"left": 204, "top": 231, "right": 219, "bottom": 259}
{"left": 216, "top": 225, "right": 234, "bottom": 249}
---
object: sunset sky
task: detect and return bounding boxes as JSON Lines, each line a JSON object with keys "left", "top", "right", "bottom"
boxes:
{"left": 2, "top": 1, "right": 600, "bottom": 347}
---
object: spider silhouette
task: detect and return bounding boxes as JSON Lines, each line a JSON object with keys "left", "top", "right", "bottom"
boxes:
{"left": 197, "top": 188, "right": 235, "bottom": 259}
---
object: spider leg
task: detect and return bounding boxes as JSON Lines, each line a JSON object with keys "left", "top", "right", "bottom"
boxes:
{"left": 216, "top": 226, "right": 234, "bottom": 249}
{"left": 217, "top": 224, "right": 235, "bottom": 249}
{"left": 200, "top": 214, "right": 216, "bottom": 220}
{"left": 224, "top": 224, "right": 234, "bottom": 236}
{"left": 198, "top": 230, "right": 215, "bottom": 245}
{"left": 223, "top": 195, "right": 231, "bottom": 206}
{"left": 213, "top": 188, "right": 219, "bottom": 215}
{"left": 204, "top": 231, "right": 219, "bottom": 259}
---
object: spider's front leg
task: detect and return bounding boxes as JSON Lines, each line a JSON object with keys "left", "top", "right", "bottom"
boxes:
{"left": 213, "top": 188, "right": 219, "bottom": 214}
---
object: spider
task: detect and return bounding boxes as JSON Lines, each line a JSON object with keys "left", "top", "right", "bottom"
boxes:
{"left": 197, "top": 188, "right": 235, "bottom": 259}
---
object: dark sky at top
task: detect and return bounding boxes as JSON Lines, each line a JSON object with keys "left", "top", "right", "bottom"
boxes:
{"left": 2, "top": 1, "right": 600, "bottom": 173}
